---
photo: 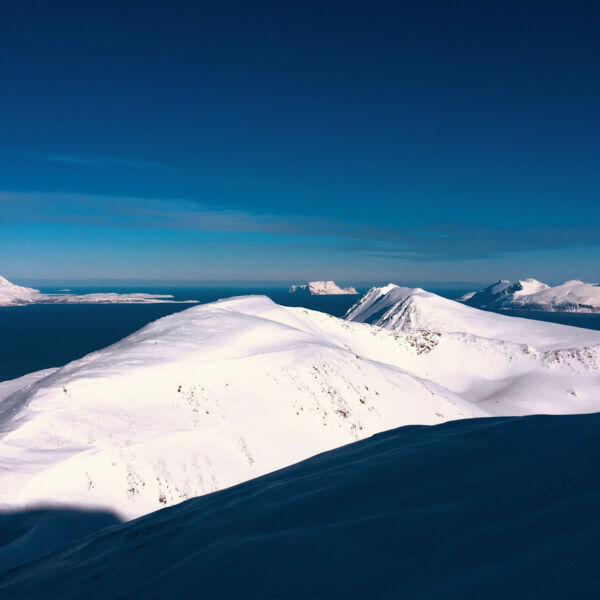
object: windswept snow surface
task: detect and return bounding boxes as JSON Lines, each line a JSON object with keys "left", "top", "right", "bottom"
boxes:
{"left": 0, "top": 295, "right": 486, "bottom": 520}
{"left": 289, "top": 280, "right": 358, "bottom": 295}
{"left": 0, "top": 275, "right": 196, "bottom": 306}
{"left": 3, "top": 413, "right": 600, "bottom": 599}
{"left": 461, "top": 278, "right": 600, "bottom": 312}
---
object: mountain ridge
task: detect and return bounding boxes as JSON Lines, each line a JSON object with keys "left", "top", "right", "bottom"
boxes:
{"left": 460, "top": 279, "right": 600, "bottom": 312}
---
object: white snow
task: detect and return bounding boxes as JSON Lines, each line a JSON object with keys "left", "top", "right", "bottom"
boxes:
{"left": 0, "top": 275, "right": 196, "bottom": 306}
{"left": 289, "top": 280, "right": 358, "bottom": 295}
{"left": 461, "top": 278, "right": 600, "bottom": 312}
{"left": 1, "top": 291, "right": 600, "bottom": 523}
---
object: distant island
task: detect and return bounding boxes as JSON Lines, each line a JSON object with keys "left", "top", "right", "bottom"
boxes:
{"left": 458, "top": 278, "right": 600, "bottom": 313}
{"left": 289, "top": 281, "right": 359, "bottom": 295}
{"left": 0, "top": 275, "right": 197, "bottom": 306}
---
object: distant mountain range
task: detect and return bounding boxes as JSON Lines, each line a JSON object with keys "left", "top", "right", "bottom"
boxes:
{"left": 458, "top": 278, "right": 600, "bottom": 312}
{"left": 289, "top": 280, "right": 358, "bottom": 295}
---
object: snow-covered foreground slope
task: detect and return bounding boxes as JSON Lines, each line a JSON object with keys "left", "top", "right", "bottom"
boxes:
{"left": 3, "top": 413, "right": 600, "bottom": 599}
{"left": 0, "top": 296, "right": 484, "bottom": 520}
{"left": 0, "top": 275, "right": 196, "bottom": 306}
{"left": 461, "top": 278, "right": 600, "bottom": 312}
{"left": 289, "top": 280, "right": 358, "bottom": 295}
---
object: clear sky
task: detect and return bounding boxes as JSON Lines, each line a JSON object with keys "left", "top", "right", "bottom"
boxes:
{"left": 1, "top": 1, "right": 599, "bottom": 284}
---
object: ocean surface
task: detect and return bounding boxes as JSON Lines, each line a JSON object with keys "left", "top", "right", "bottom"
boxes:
{"left": 1, "top": 286, "right": 600, "bottom": 383}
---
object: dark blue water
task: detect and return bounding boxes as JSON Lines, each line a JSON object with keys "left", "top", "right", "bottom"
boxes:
{"left": 1, "top": 286, "right": 600, "bottom": 383}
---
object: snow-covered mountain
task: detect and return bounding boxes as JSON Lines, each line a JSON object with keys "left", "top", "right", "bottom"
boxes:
{"left": 2, "top": 413, "right": 599, "bottom": 599}
{"left": 345, "top": 283, "right": 600, "bottom": 344}
{"left": 289, "top": 280, "right": 358, "bottom": 295}
{"left": 0, "top": 295, "right": 484, "bottom": 520}
{"left": 345, "top": 283, "right": 600, "bottom": 414}
{"left": 460, "top": 278, "right": 600, "bottom": 312}
{"left": 2, "top": 293, "right": 600, "bottom": 523}
{"left": 0, "top": 275, "right": 196, "bottom": 306}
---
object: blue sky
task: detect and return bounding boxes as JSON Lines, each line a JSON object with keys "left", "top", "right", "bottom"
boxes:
{"left": 1, "top": 1, "right": 599, "bottom": 284}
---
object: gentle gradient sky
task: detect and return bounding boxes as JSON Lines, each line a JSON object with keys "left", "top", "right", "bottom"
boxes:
{"left": 1, "top": 1, "right": 599, "bottom": 284}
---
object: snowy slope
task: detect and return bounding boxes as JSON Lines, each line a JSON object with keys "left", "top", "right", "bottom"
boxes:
{"left": 0, "top": 275, "right": 196, "bottom": 306}
{"left": 0, "top": 296, "right": 484, "bottom": 520}
{"left": 289, "top": 280, "right": 358, "bottom": 295}
{"left": 462, "top": 278, "right": 600, "bottom": 312}
{"left": 3, "top": 413, "right": 600, "bottom": 599}
{"left": 0, "top": 370, "right": 57, "bottom": 403}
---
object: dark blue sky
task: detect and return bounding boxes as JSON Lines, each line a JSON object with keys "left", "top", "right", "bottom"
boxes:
{"left": 1, "top": 1, "right": 599, "bottom": 283}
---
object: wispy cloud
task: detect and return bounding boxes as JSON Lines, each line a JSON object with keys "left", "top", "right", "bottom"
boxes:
{"left": 1, "top": 190, "right": 599, "bottom": 262}
{"left": 45, "top": 154, "right": 175, "bottom": 171}
{"left": 3, "top": 150, "right": 175, "bottom": 171}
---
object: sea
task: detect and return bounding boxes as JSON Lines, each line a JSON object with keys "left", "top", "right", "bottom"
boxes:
{"left": 1, "top": 285, "right": 600, "bottom": 383}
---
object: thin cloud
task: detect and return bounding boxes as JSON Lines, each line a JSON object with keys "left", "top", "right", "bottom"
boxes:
{"left": 1, "top": 191, "right": 599, "bottom": 261}
{"left": 5, "top": 150, "right": 175, "bottom": 171}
